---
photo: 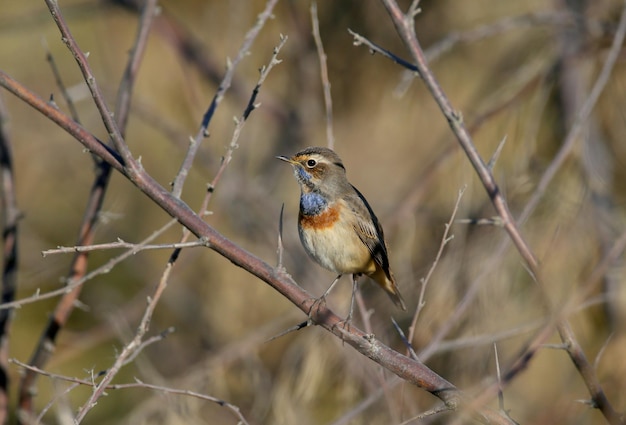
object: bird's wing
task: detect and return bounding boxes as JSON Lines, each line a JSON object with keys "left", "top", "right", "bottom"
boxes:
{"left": 347, "top": 185, "right": 392, "bottom": 277}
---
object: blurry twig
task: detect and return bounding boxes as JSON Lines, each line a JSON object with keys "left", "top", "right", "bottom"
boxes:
{"left": 517, "top": 2, "right": 626, "bottom": 226}
{"left": 277, "top": 203, "right": 285, "bottom": 268}
{"left": 493, "top": 344, "right": 504, "bottom": 412}
{"left": 392, "top": 318, "right": 418, "bottom": 360}
{"left": 0, "top": 95, "right": 18, "bottom": 424}
{"left": 487, "top": 135, "right": 507, "bottom": 171}
{"left": 425, "top": 11, "right": 572, "bottom": 63}
{"left": 311, "top": 2, "right": 335, "bottom": 149}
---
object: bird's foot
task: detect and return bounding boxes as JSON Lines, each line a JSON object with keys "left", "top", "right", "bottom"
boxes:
{"left": 306, "top": 295, "right": 328, "bottom": 325}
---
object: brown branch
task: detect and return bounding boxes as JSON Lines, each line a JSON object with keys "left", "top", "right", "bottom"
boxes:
{"left": 43, "top": 0, "right": 136, "bottom": 170}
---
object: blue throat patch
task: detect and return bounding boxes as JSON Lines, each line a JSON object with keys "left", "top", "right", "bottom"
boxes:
{"left": 295, "top": 166, "right": 311, "bottom": 183}
{"left": 300, "top": 192, "right": 327, "bottom": 216}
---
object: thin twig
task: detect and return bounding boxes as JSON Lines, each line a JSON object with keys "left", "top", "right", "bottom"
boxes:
{"left": 171, "top": 0, "right": 280, "bottom": 197}
{"left": 43, "top": 39, "right": 81, "bottom": 123}
{"left": 311, "top": 2, "right": 335, "bottom": 149}
{"left": 407, "top": 186, "right": 465, "bottom": 344}
{"left": 10, "top": 360, "right": 250, "bottom": 425}
{"left": 74, "top": 257, "right": 172, "bottom": 422}
{"left": 517, "top": 3, "right": 626, "bottom": 226}
{"left": 42, "top": 239, "right": 208, "bottom": 256}
{"left": 348, "top": 29, "right": 418, "bottom": 73}
{"left": 425, "top": 12, "right": 572, "bottom": 63}
{"left": 115, "top": 0, "right": 159, "bottom": 132}
{"left": 277, "top": 203, "right": 285, "bottom": 268}
{"left": 0, "top": 219, "right": 178, "bottom": 311}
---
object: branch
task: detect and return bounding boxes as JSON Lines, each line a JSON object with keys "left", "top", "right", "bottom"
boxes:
{"left": 42, "top": 238, "right": 208, "bottom": 256}
{"left": 10, "top": 360, "right": 250, "bottom": 425}
{"left": 43, "top": 0, "right": 136, "bottom": 170}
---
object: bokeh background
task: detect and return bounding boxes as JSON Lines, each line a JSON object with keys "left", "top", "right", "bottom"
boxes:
{"left": 1, "top": 0, "right": 625, "bottom": 423}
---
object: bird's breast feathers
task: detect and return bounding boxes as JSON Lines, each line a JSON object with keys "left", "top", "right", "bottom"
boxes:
{"left": 298, "top": 200, "right": 373, "bottom": 274}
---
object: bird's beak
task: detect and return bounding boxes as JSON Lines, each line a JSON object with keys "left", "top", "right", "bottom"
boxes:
{"left": 276, "top": 155, "right": 295, "bottom": 165}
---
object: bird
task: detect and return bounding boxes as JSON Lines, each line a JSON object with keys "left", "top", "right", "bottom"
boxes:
{"left": 277, "top": 146, "right": 406, "bottom": 321}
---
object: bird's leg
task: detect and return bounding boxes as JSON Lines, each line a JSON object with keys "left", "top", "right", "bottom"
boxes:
{"left": 308, "top": 274, "right": 342, "bottom": 324}
{"left": 333, "top": 274, "right": 360, "bottom": 332}
{"left": 346, "top": 274, "right": 359, "bottom": 324}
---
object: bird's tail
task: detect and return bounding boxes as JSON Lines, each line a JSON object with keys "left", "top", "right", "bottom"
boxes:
{"left": 370, "top": 266, "right": 406, "bottom": 311}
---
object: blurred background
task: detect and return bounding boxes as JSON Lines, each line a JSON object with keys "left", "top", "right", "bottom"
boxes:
{"left": 1, "top": 0, "right": 625, "bottom": 423}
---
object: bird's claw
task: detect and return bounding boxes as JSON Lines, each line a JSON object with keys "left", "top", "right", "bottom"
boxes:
{"left": 306, "top": 295, "right": 327, "bottom": 325}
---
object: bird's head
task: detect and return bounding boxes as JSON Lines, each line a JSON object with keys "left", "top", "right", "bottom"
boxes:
{"left": 277, "top": 147, "right": 347, "bottom": 194}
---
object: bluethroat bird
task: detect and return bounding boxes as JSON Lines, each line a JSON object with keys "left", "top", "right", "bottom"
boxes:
{"left": 277, "top": 147, "right": 407, "bottom": 319}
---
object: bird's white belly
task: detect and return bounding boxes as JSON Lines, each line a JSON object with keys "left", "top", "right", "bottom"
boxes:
{"left": 298, "top": 220, "right": 372, "bottom": 274}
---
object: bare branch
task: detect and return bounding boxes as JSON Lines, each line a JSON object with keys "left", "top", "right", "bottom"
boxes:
{"left": 10, "top": 360, "right": 250, "bottom": 425}
{"left": 407, "top": 185, "right": 465, "bottom": 344}
{"left": 43, "top": 0, "right": 137, "bottom": 170}
{"left": 0, "top": 219, "right": 178, "bottom": 311}
{"left": 42, "top": 239, "right": 208, "bottom": 256}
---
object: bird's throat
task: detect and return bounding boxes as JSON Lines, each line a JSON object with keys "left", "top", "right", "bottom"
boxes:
{"left": 299, "top": 192, "right": 328, "bottom": 216}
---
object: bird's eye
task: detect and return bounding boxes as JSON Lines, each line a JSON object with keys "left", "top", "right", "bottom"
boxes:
{"left": 306, "top": 159, "right": 317, "bottom": 168}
